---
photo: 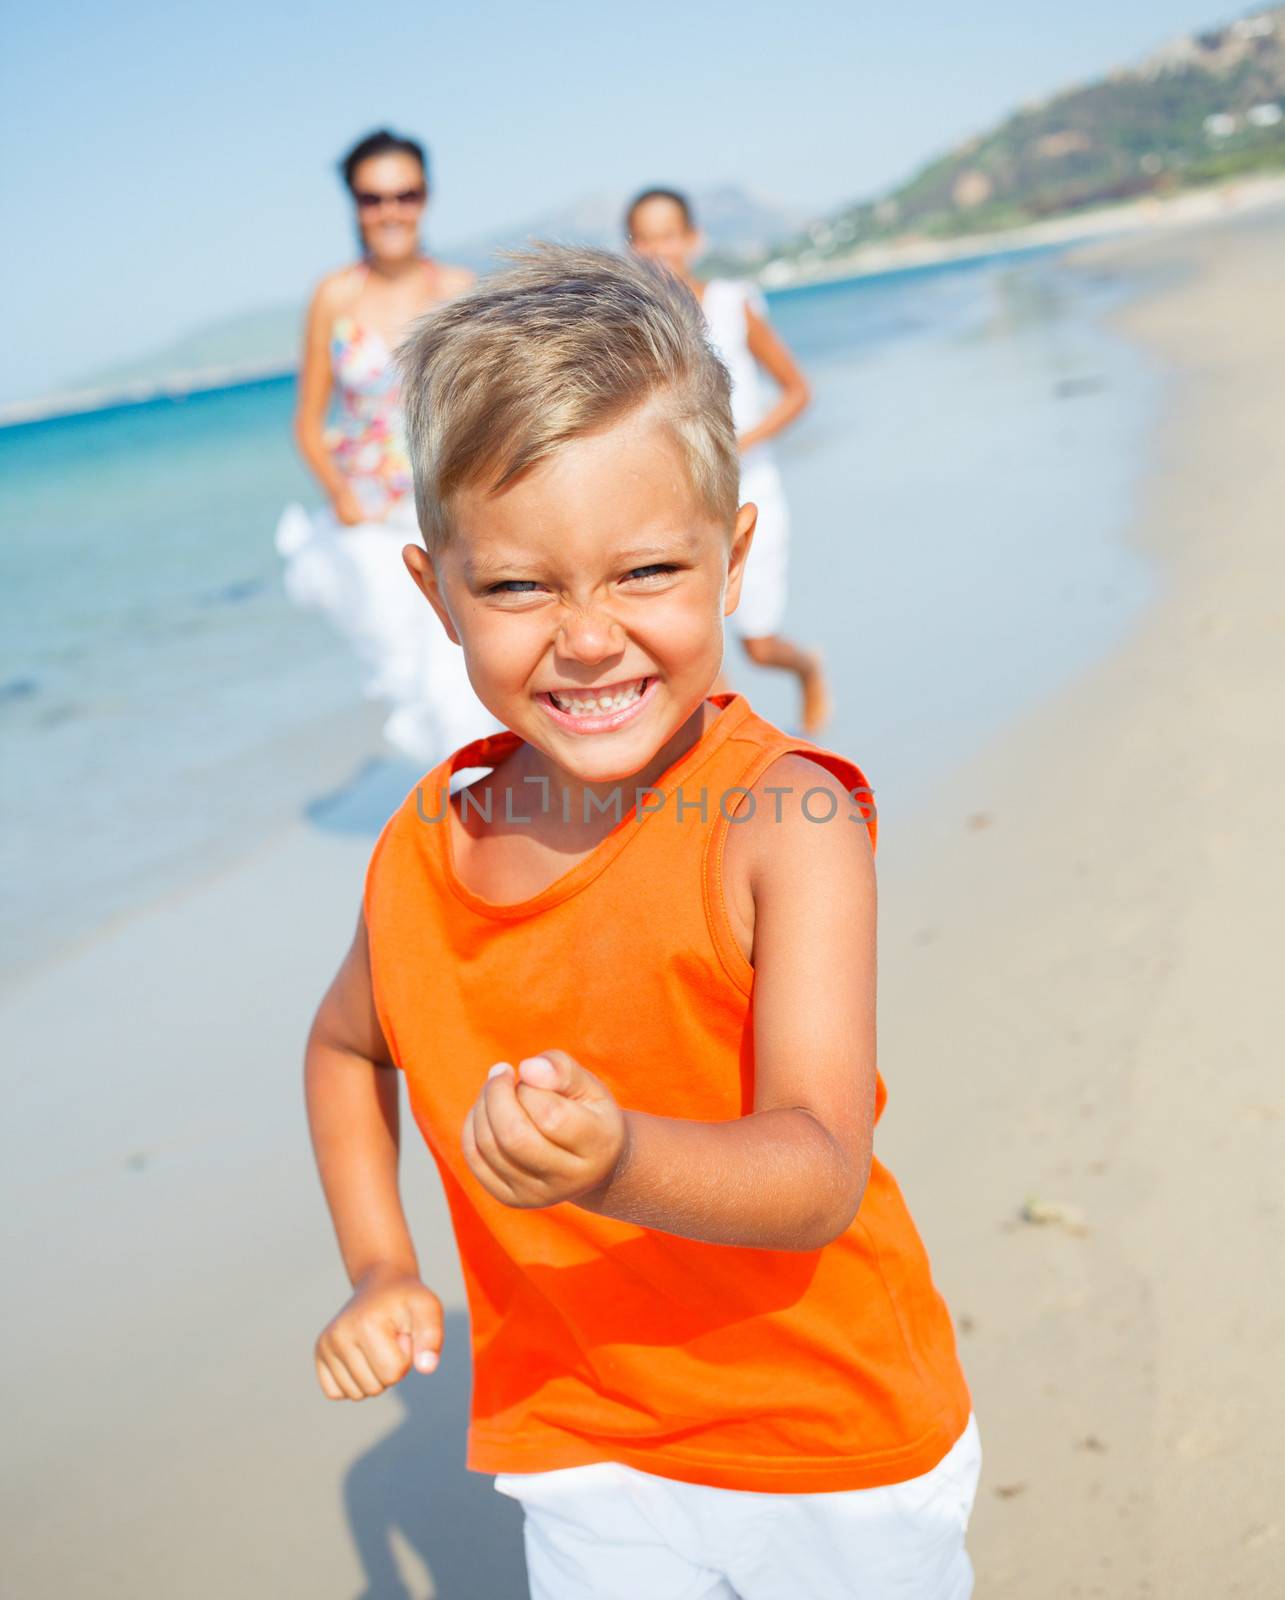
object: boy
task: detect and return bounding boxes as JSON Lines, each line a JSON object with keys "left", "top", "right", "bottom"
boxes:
{"left": 627, "top": 187, "right": 831, "bottom": 735}
{"left": 306, "top": 246, "right": 976, "bottom": 1598}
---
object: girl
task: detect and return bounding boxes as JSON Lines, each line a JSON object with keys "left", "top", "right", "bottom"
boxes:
{"left": 627, "top": 188, "right": 831, "bottom": 734}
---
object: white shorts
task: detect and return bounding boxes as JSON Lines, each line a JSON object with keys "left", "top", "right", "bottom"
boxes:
{"left": 732, "top": 455, "right": 790, "bottom": 640}
{"left": 495, "top": 1414, "right": 981, "bottom": 1600}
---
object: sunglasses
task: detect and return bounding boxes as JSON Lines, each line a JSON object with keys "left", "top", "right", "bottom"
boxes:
{"left": 354, "top": 187, "right": 426, "bottom": 211}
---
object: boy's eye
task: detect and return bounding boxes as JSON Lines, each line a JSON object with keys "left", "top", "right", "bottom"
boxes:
{"left": 484, "top": 565, "right": 679, "bottom": 597}
{"left": 486, "top": 579, "right": 543, "bottom": 595}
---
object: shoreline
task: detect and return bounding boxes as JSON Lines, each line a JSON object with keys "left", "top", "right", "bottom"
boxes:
{"left": 0, "top": 356, "right": 296, "bottom": 431}
{"left": 8, "top": 173, "right": 1283, "bottom": 433}
{"left": 761, "top": 170, "right": 1285, "bottom": 293}
{"left": 5, "top": 239, "right": 1160, "bottom": 986}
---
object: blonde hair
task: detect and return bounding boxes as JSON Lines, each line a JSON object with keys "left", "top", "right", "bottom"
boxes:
{"left": 396, "top": 244, "right": 739, "bottom": 551}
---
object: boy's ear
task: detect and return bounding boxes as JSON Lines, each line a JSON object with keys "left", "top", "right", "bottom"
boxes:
{"left": 722, "top": 503, "right": 757, "bottom": 618}
{"left": 402, "top": 543, "right": 462, "bottom": 645}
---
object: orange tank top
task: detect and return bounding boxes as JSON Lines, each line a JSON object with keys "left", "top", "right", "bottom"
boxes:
{"left": 364, "top": 693, "right": 970, "bottom": 1492}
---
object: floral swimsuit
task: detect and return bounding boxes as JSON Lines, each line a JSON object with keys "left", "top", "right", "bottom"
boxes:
{"left": 323, "top": 315, "right": 414, "bottom": 517}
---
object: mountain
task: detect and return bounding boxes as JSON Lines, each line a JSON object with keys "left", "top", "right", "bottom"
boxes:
{"left": 82, "top": 305, "right": 303, "bottom": 397}
{"left": 771, "top": 6, "right": 1285, "bottom": 274}
{"left": 447, "top": 183, "right": 804, "bottom": 275}
{"left": 25, "top": 12, "right": 1285, "bottom": 416}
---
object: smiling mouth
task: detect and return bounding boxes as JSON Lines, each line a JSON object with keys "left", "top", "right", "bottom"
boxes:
{"left": 535, "top": 676, "right": 660, "bottom": 734}
{"left": 543, "top": 677, "right": 651, "bottom": 718}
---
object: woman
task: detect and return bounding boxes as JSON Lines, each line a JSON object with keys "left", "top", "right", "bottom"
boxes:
{"left": 277, "top": 129, "right": 497, "bottom": 762}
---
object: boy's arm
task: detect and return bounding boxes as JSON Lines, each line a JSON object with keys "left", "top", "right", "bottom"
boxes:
{"left": 307, "top": 911, "right": 442, "bottom": 1398}
{"left": 466, "top": 761, "right": 876, "bottom": 1251}
{"left": 735, "top": 302, "right": 812, "bottom": 454}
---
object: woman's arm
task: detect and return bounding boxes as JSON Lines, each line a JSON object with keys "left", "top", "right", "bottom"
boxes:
{"left": 736, "top": 301, "right": 812, "bottom": 454}
{"left": 293, "top": 279, "right": 365, "bottom": 525}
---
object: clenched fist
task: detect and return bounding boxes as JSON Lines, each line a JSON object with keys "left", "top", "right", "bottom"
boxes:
{"left": 462, "top": 1049, "right": 627, "bottom": 1209}
{"left": 315, "top": 1265, "right": 443, "bottom": 1401}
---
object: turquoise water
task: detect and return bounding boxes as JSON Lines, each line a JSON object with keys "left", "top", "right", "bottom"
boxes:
{"left": 0, "top": 248, "right": 1156, "bottom": 970}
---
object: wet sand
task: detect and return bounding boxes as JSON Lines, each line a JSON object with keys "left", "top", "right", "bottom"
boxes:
{"left": 2, "top": 203, "right": 1282, "bottom": 1597}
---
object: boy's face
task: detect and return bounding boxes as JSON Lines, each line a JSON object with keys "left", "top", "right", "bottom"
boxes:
{"left": 628, "top": 198, "right": 701, "bottom": 278}
{"left": 404, "top": 408, "right": 754, "bottom": 785}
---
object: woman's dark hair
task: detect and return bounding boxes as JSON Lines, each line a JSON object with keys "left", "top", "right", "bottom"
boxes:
{"left": 339, "top": 129, "right": 430, "bottom": 193}
{"left": 625, "top": 187, "right": 694, "bottom": 234}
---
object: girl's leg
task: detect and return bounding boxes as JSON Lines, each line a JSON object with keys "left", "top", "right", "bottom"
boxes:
{"left": 733, "top": 461, "right": 831, "bottom": 732}
{"left": 740, "top": 635, "right": 831, "bottom": 734}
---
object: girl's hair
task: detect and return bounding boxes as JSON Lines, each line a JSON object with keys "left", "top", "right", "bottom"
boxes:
{"left": 338, "top": 129, "right": 430, "bottom": 193}
{"left": 625, "top": 187, "right": 695, "bottom": 235}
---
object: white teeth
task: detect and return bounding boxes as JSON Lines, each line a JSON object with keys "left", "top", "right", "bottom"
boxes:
{"left": 548, "top": 679, "right": 646, "bottom": 717}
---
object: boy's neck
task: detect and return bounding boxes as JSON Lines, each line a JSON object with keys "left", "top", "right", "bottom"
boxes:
{"left": 505, "top": 697, "right": 719, "bottom": 836}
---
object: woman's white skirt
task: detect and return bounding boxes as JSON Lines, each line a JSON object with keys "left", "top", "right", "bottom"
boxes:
{"left": 275, "top": 499, "right": 499, "bottom": 765}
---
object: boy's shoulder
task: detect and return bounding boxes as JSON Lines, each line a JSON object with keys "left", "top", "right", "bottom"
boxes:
{"left": 722, "top": 703, "right": 876, "bottom": 827}
{"left": 364, "top": 736, "right": 512, "bottom": 881}
{"left": 731, "top": 746, "right": 875, "bottom": 854}
{"left": 717, "top": 744, "right": 876, "bottom": 968}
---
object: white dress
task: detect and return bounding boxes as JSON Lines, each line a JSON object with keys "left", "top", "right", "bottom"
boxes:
{"left": 701, "top": 279, "right": 791, "bottom": 639}
{"left": 275, "top": 309, "right": 499, "bottom": 764}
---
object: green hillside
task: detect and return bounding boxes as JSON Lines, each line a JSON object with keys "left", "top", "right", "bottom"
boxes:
{"left": 776, "top": 7, "right": 1285, "bottom": 268}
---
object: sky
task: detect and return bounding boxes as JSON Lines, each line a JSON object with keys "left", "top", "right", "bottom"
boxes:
{"left": 3, "top": 0, "right": 1227, "bottom": 402}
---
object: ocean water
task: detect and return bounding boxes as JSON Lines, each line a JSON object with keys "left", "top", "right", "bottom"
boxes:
{"left": 0, "top": 246, "right": 1157, "bottom": 973}
{"left": 758, "top": 246, "right": 1160, "bottom": 799}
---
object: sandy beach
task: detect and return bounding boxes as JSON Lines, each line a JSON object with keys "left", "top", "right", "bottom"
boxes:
{"left": 2, "top": 203, "right": 1282, "bottom": 1597}
{"left": 878, "top": 201, "right": 1285, "bottom": 1595}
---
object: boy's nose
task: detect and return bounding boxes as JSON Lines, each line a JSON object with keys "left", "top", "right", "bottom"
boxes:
{"left": 555, "top": 606, "right": 625, "bottom": 664}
